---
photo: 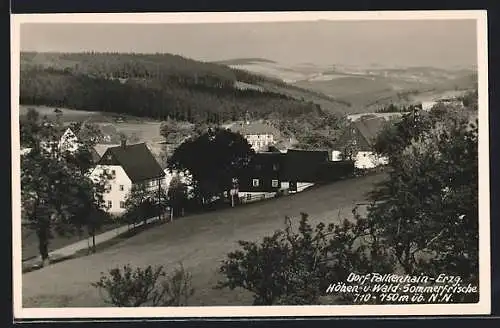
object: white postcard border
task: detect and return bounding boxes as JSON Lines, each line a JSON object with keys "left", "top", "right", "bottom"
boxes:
{"left": 11, "top": 10, "right": 490, "bottom": 319}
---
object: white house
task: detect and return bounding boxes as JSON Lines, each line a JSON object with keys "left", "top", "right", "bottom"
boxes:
{"left": 37, "top": 127, "right": 80, "bottom": 154}
{"left": 22, "top": 126, "right": 100, "bottom": 164}
{"left": 90, "top": 140, "right": 166, "bottom": 216}
{"left": 333, "top": 116, "right": 389, "bottom": 169}
{"left": 58, "top": 127, "right": 80, "bottom": 153}
{"left": 228, "top": 120, "right": 280, "bottom": 152}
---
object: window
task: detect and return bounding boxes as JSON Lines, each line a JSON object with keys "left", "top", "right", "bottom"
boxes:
{"left": 246, "top": 193, "right": 252, "bottom": 201}
{"left": 272, "top": 179, "right": 279, "bottom": 188}
{"left": 252, "top": 179, "right": 260, "bottom": 187}
{"left": 120, "top": 201, "right": 126, "bottom": 209}
{"left": 119, "top": 185, "right": 124, "bottom": 191}
{"left": 107, "top": 200, "right": 112, "bottom": 208}
{"left": 111, "top": 169, "right": 116, "bottom": 175}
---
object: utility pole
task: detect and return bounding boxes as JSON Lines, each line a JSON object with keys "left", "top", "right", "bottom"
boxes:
{"left": 231, "top": 177, "right": 239, "bottom": 207}
{"left": 157, "top": 177, "right": 162, "bottom": 222}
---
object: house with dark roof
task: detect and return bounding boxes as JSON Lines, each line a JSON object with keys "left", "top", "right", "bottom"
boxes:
{"left": 237, "top": 152, "right": 286, "bottom": 201}
{"left": 90, "top": 140, "right": 166, "bottom": 215}
{"left": 333, "top": 116, "right": 389, "bottom": 169}
{"left": 228, "top": 120, "right": 281, "bottom": 152}
{"left": 229, "top": 148, "right": 354, "bottom": 203}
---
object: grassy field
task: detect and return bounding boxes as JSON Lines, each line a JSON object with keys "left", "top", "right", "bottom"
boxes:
{"left": 19, "top": 105, "right": 158, "bottom": 124}
{"left": 21, "top": 173, "right": 386, "bottom": 308}
{"left": 19, "top": 105, "right": 165, "bottom": 145}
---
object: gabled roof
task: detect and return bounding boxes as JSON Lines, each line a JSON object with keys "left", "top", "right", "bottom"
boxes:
{"left": 97, "top": 143, "right": 165, "bottom": 183}
{"left": 54, "top": 127, "right": 76, "bottom": 140}
{"left": 229, "top": 121, "right": 280, "bottom": 136}
{"left": 352, "top": 117, "right": 387, "bottom": 146}
{"left": 335, "top": 116, "right": 387, "bottom": 151}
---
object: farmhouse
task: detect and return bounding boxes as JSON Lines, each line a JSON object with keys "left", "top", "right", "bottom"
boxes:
{"left": 90, "top": 140, "right": 166, "bottom": 215}
{"left": 35, "top": 126, "right": 80, "bottom": 155}
{"left": 228, "top": 120, "right": 280, "bottom": 152}
{"left": 24, "top": 125, "right": 100, "bottom": 164}
{"left": 334, "top": 116, "right": 389, "bottom": 169}
{"left": 237, "top": 152, "right": 286, "bottom": 202}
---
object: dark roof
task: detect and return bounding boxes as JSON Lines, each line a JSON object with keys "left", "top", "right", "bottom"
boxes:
{"left": 97, "top": 143, "right": 165, "bottom": 183}
{"left": 283, "top": 149, "right": 329, "bottom": 182}
{"left": 353, "top": 117, "right": 387, "bottom": 146}
{"left": 335, "top": 117, "right": 387, "bottom": 151}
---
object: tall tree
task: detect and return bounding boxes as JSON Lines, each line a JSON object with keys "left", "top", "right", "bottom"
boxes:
{"left": 20, "top": 109, "right": 108, "bottom": 265}
{"left": 167, "top": 128, "right": 255, "bottom": 206}
{"left": 167, "top": 174, "right": 188, "bottom": 219}
{"left": 369, "top": 107, "right": 478, "bottom": 285}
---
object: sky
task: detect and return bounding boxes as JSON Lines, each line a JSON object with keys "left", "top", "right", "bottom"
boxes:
{"left": 20, "top": 20, "right": 478, "bottom": 68}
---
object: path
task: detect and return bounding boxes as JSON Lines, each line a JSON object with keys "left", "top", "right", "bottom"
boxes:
{"left": 24, "top": 217, "right": 161, "bottom": 267}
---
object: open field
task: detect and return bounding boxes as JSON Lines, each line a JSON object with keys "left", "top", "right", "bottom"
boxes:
{"left": 19, "top": 105, "right": 165, "bottom": 144}
{"left": 19, "top": 105, "right": 159, "bottom": 124}
{"left": 22, "top": 173, "right": 386, "bottom": 307}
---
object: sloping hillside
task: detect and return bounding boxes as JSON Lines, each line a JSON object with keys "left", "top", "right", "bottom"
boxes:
{"left": 224, "top": 59, "right": 478, "bottom": 113}
{"left": 22, "top": 172, "right": 387, "bottom": 307}
{"left": 19, "top": 52, "right": 351, "bottom": 121}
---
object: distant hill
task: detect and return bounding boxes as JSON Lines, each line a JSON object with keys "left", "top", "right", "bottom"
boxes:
{"left": 19, "top": 52, "right": 351, "bottom": 123}
{"left": 226, "top": 58, "right": 478, "bottom": 113}
{"left": 212, "top": 58, "right": 278, "bottom": 65}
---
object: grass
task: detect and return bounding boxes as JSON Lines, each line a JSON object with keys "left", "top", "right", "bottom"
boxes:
{"left": 19, "top": 105, "right": 159, "bottom": 124}
{"left": 21, "top": 172, "right": 386, "bottom": 307}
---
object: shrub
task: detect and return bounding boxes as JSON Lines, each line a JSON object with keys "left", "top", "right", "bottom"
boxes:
{"left": 92, "top": 263, "right": 194, "bottom": 307}
{"left": 217, "top": 212, "right": 392, "bottom": 305}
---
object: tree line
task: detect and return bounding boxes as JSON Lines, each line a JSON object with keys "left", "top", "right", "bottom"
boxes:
{"left": 20, "top": 67, "right": 321, "bottom": 124}
{"left": 20, "top": 52, "right": 327, "bottom": 124}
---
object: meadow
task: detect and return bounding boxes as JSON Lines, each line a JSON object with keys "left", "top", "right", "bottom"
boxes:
{"left": 22, "top": 173, "right": 384, "bottom": 307}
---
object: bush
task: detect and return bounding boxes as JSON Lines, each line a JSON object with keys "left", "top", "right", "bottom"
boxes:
{"left": 92, "top": 263, "right": 195, "bottom": 307}
{"left": 217, "top": 212, "right": 392, "bottom": 305}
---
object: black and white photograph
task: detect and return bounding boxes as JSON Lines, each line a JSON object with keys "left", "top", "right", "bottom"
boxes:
{"left": 11, "top": 11, "right": 490, "bottom": 318}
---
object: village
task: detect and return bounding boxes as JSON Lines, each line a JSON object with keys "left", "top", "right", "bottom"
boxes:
{"left": 21, "top": 109, "right": 397, "bottom": 219}
{"left": 20, "top": 93, "right": 470, "bottom": 264}
{"left": 15, "top": 16, "right": 483, "bottom": 312}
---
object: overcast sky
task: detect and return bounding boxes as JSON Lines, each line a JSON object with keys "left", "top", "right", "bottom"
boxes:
{"left": 20, "top": 20, "right": 477, "bottom": 68}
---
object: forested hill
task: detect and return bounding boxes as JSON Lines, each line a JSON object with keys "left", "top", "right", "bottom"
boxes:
{"left": 20, "top": 52, "right": 350, "bottom": 123}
